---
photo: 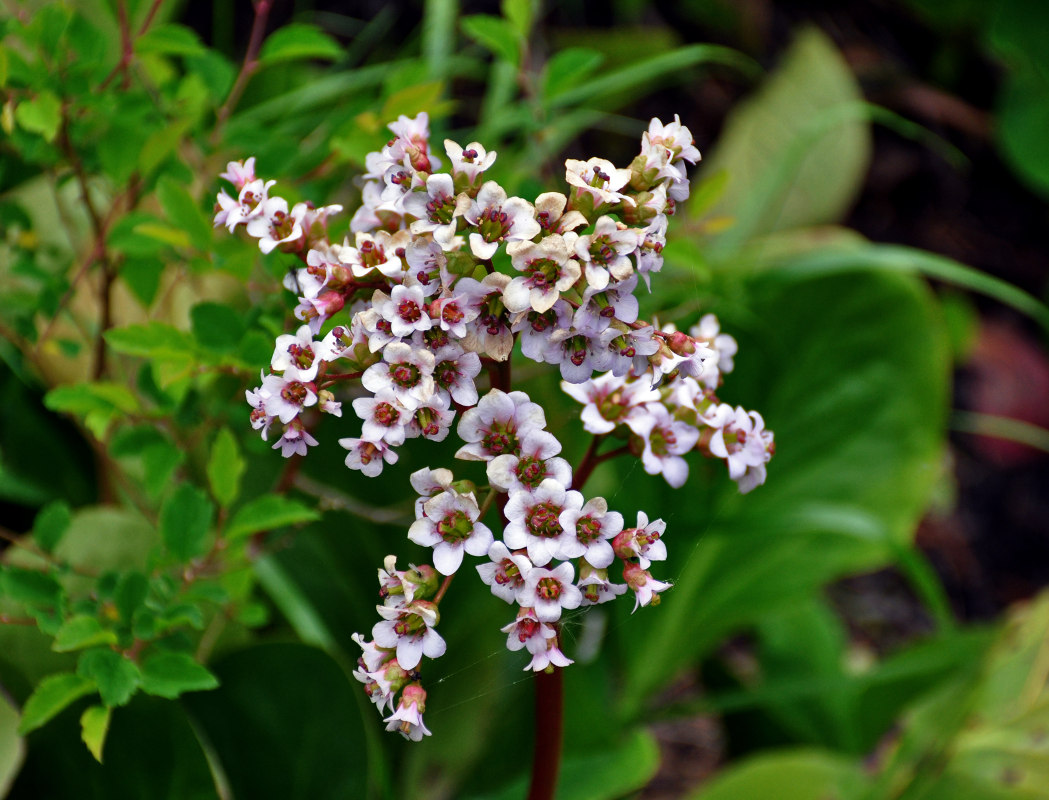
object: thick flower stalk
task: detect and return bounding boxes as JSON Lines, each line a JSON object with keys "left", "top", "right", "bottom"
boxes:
{"left": 216, "top": 111, "right": 775, "bottom": 745}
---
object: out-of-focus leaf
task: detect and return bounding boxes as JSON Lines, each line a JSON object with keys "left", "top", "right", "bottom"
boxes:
{"left": 996, "top": 65, "right": 1049, "bottom": 197}
{"left": 31, "top": 501, "right": 71, "bottom": 553}
{"left": 225, "top": 496, "right": 321, "bottom": 542}
{"left": 156, "top": 175, "right": 211, "bottom": 251}
{"left": 183, "top": 643, "right": 369, "bottom": 800}
{"left": 79, "top": 705, "right": 109, "bottom": 763}
{"left": 1, "top": 568, "right": 63, "bottom": 608}
{"left": 542, "top": 48, "right": 605, "bottom": 101}
{"left": 689, "top": 749, "right": 868, "bottom": 799}
{"left": 159, "top": 484, "right": 214, "bottom": 562}
{"left": 257, "top": 23, "right": 342, "bottom": 66}
{"left": 17, "top": 672, "right": 94, "bottom": 735}
{"left": 139, "top": 651, "right": 218, "bottom": 699}
{"left": 44, "top": 382, "right": 138, "bottom": 416}
{"left": 76, "top": 649, "right": 140, "bottom": 708}
{"left": 502, "top": 0, "right": 534, "bottom": 38}
{"left": 134, "top": 23, "right": 206, "bottom": 57}
{"left": 103, "top": 322, "right": 196, "bottom": 359}
{"left": 14, "top": 91, "right": 60, "bottom": 142}
{"left": 0, "top": 692, "right": 24, "bottom": 795}
{"left": 461, "top": 14, "right": 521, "bottom": 66}
{"left": 190, "top": 301, "right": 245, "bottom": 353}
{"left": 52, "top": 616, "right": 116, "bottom": 653}
{"left": 207, "top": 428, "right": 245, "bottom": 508}
{"left": 702, "top": 27, "right": 871, "bottom": 250}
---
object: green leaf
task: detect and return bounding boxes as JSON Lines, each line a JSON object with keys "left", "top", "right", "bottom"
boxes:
{"left": 542, "top": 47, "right": 605, "bottom": 101}
{"left": 159, "top": 484, "right": 214, "bottom": 561}
{"left": 134, "top": 23, "right": 206, "bottom": 57}
{"left": 32, "top": 500, "right": 71, "bottom": 553}
{"left": 702, "top": 27, "right": 871, "bottom": 252}
{"left": 461, "top": 15, "right": 521, "bottom": 66}
{"left": 79, "top": 705, "right": 110, "bottom": 763}
{"left": 207, "top": 428, "right": 245, "bottom": 508}
{"left": 44, "top": 382, "right": 139, "bottom": 416}
{"left": 257, "top": 23, "right": 342, "bottom": 66}
{"left": 14, "top": 90, "right": 61, "bottom": 142}
{"left": 77, "top": 648, "right": 141, "bottom": 708}
{"left": 1, "top": 567, "right": 63, "bottom": 607}
{"left": 501, "top": 0, "right": 534, "bottom": 38}
{"left": 18, "top": 672, "right": 95, "bottom": 735}
{"left": 225, "top": 495, "right": 321, "bottom": 542}
{"left": 156, "top": 175, "right": 211, "bottom": 251}
{"left": 183, "top": 643, "right": 368, "bottom": 800}
{"left": 996, "top": 64, "right": 1049, "bottom": 197}
{"left": 190, "top": 301, "right": 245, "bottom": 353}
{"left": 139, "top": 651, "right": 218, "bottom": 699}
{"left": 689, "top": 749, "right": 867, "bottom": 800}
{"left": 52, "top": 615, "right": 117, "bottom": 653}
{"left": 0, "top": 693, "right": 23, "bottom": 795}
{"left": 104, "top": 321, "right": 195, "bottom": 358}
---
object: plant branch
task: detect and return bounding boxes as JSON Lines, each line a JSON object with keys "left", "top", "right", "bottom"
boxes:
{"left": 212, "top": 0, "right": 273, "bottom": 143}
{"left": 527, "top": 667, "right": 564, "bottom": 800}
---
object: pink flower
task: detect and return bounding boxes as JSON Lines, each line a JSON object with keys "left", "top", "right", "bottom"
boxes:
{"left": 517, "top": 562, "right": 582, "bottom": 623}
{"left": 455, "top": 389, "right": 546, "bottom": 461}
{"left": 408, "top": 489, "right": 493, "bottom": 575}
{"left": 384, "top": 682, "right": 432, "bottom": 741}
{"left": 372, "top": 600, "right": 445, "bottom": 671}
{"left": 476, "top": 542, "right": 533, "bottom": 604}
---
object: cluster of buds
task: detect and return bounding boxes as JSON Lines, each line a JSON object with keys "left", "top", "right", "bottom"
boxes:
{"left": 216, "top": 111, "right": 775, "bottom": 739}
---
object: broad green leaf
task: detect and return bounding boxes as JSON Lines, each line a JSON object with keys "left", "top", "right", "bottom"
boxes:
{"left": 183, "top": 643, "right": 368, "bottom": 800}
{"left": 380, "top": 81, "right": 446, "bottom": 124}
{"left": 52, "top": 616, "right": 117, "bottom": 653}
{"left": 134, "top": 23, "right": 206, "bottom": 57}
{"left": 0, "top": 692, "right": 23, "bottom": 796}
{"left": 31, "top": 500, "right": 71, "bottom": 553}
{"left": 461, "top": 14, "right": 521, "bottom": 66}
{"left": 14, "top": 90, "right": 60, "bottom": 142}
{"left": 104, "top": 321, "right": 195, "bottom": 358}
{"left": 1, "top": 567, "right": 63, "bottom": 607}
{"left": 225, "top": 495, "right": 321, "bottom": 542}
{"left": 55, "top": 507, "right": 159, "bottom": 584}
{"left": 690, "top": 749, "right": 867, "bottom": 799}
{"left": 77, "top": 648, "right": 141, "bottom": 708}
{"left": 79, "top": 705, "right": 110, "bottom": 763}
{"left": 10, "top": 695, "right": 218, "bottom": 798}
{"left": 623, "top": 267, "right": 950, "bottom": 713}
{"left": 207, "top": 428, "right": 245, "bottom": 508}
{"left": 18, "top": 672, "right": 95, "bottom": 734}
{"left": 258, "top": 23, "right": 342, "bottom": 66}
{"left": 156, "top": 175, "right": 211, "bottom": 251}
{"left": 702, "top": 27, "right": 871, "bottom": 250}
{"left": 139, "top": 651, "right": 218, "bottom": 699}
{"left": 159, "top": 484, "right": 214, "bottom": 561}
{"left": 995, "top": 64, "right": 1049, "bottom": 197}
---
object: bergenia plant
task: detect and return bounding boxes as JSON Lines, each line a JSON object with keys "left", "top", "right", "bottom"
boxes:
{"left": 216, "top": 111, "right": 774, "bottom": 793}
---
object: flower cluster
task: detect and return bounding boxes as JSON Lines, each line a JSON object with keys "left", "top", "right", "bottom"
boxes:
{"left": 216, "top": 111, "right": 774, "bottom": 739}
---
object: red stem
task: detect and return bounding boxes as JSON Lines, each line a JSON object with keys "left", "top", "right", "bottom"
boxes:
{"left": 212, "top": 0, "right": 272, "bottom": 141}
{"left": 527, "top": 667, "right": 564, "bottom": 800}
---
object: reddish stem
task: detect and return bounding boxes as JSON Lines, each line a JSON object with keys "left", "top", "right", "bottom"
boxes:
{"left": 527, "top": 667, "right": 564, "bottom": 800}
{"left": 212, "top": 0, "right": 272, "bottom": 141}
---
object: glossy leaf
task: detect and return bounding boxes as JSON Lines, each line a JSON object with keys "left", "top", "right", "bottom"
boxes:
{"left": 225, "top": 495, "right": 321, "bottom": 542}
{"left": 258, "top": 23, "right": 342, "bottom": 66}
{"left": 18, "top": 672, "right": 95, "bottom": 735}
{"left": 79, "top": 705, "right": 109, "bottom": 763}
{"left": 52, "top": 617, "right": 117, "bottom": 653}
{"left": 135, "top": 23, "right": 206, "bottom": 57}
{"left": 76, "top": 649, "right": 141, "bottom": 708}
{"left": 139, "top": 652, "right": 218, "bottom": 699}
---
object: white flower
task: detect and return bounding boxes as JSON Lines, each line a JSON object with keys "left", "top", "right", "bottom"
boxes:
{"left": 444, "top": 139, "right": 497, "bottom": 186}
{"left": 464, "top": 181, "right": 541, "bottom": 260}
{"left": 455, "top": 388, "right": 546, "bottom": 461}
{"left": 372, "top": 600, "right": 445, "bottom": 671}
{"left": 405, "top": 173, "right": 471, "bottom": 249}
{"left": 502, "top": 234, "right": 582, "bottom": 314}
{"left": 709, "top": 405, "right": 774, "bottom": 493}
{"left": 503, "top": 480, "right": 578, "bottom": 567}
{"left": 623, "top": 561, "right": 672, "bottom": 612}
{"left": 501, "top": 609, "right": 573, "bottom": 671}
{"left": 476, "top": 542, "right": 533, "bottom": 604}
{"left": 517, "top": 562, "right": 582, "bottom": 623}
{"left": 361, "top": 341, "right": 436, "bottom": 410}
{"left": 433, "top": 346, "right": 482, "bottom": 406}
{"left": 340, "top": 437, "right": 399, "bottom": 477}
{"left": 271, "top": 325, "right": 321, "bottom": 382}
{"left": 246, "top": 198, "right": 307, "bottom": 254}
{"left": 380, "top": 284, "right": 433, "bottom": 338}
{"left": 486, "top": 430, "right": 571, "bottom": 494}
{"left": 558, "top": 493, "right": 623, "bottom": 569}
{"left": 353, "top": 388, "right": 411, "bottom": 446}
{"left": 384, "top": 683, "right": 432, "bottom": 741}
{"left": 625, "top": 403, "right": 699, "bottom": 488}
{"left": 565, "top": 157, "right": 635, "bottom": 208}
{"left": 534, "top": 192, "right": 588, "bottom": 234}
{"left": 408, "top": 489, "right": 493, "bottom": 575}
{"left": 410, "top": 467, "right": 455, "bottom": 518}
{"left": 561, "top": 371, "right": 660, "bottom": 434}
{"left": 260, "top": 373, "right": 317, "bottom": 424}
{"left": 573, "top": 216, "right": 640, "bottom": 291}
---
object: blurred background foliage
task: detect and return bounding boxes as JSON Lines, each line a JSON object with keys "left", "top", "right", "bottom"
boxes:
{"left": 1, "top": 0, "right": 1048, "bottom": 798}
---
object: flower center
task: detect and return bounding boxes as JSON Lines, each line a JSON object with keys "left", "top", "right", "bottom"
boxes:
{"left": 576, "top": 516, "right": 602, "bottom": 544}
{"left": 526, "top": 502, "right": 563, "bottom": 539}
{"left": 374, "top": 402, "right": 401, "bottom": 427}
{"left": 436, "top": 510, "right": 473, "bottom": 543}
{"left": 536, "top": 577, "right": 562, "bottom": 601}
{"left": 515, "top": 455, "right": 546, "bottom": 488}
{"left": 281, "top": 381, "right": 308, "bottom": 406}
{"left": 391, "top": 363, "right": 422, "bottom": 388}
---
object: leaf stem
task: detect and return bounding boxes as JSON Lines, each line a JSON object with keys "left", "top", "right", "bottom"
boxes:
{"left": 526, "top": 667, "right": 564, "bottom": 800}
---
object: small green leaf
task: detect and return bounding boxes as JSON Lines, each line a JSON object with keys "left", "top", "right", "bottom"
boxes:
{"left": 0, "top": 692, "right": 23, "bottom": 795}
{"left": 18, "top": 672, "right": 95, "bottom": 735}
{"left": 103, "top": 322, "right": 195, "bottom": 359}
{"left": 140, "top": 652, "right": 219, "bottom": 699}
{"left": 1, "top": 567, "right": 63, "bottom": 607}
{"left": 53, "top": 615, "right": 117, "bottom": 653}
{"left": 44, "top": 382, "right": 139, "bottom": 417}
{"left": 156, "top": 176, "right": 211, "bottom": 251}
{"left": 159, "top": 484, "right": 214, "bottom": 562}
{"left": 32, "top": 501, "right": 72, "bottom": 553}
{"left": 114, "top": 572, "right": 149, "bottom": 623}
{"left": 258, "top": 23, "right": 342, "bottom": 66}
{"left": 190, "top": 302, "right": 245, "bottom": 353}
{"left": 79, "top": 705, "right": 110, "bottom": 763}
{"left": 461, "top": 15, "right": 521, "bottom": 66}
{"left": 120, "top": 258, "right": 166, "bottom": 307}
{"left": 14, "top": 90, "right": 61, "bottom": 142}
{"left": 207, "top": 429, "right": 245, "bottom": 508}
{"left": 135, "top": 23, "right": 206, "bottom": 57}
{"left": 77, "top": 648, "right": 141, "bottom": 708}
{"left": 225, "top": 496, "right": 321, "bottom": 542}
{"left": 502, "top": 0, "right": 534, "bottom": 38}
